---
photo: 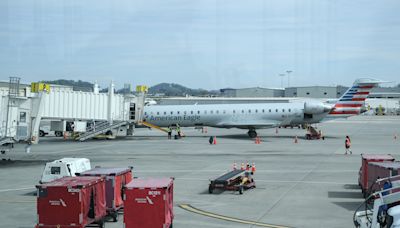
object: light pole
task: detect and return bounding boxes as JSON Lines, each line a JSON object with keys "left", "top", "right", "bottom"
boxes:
{"left": 279, "top": 74, "right": 285, "bottom": 88}
{"left": 286, "top": 70, "right": 292, "bottom": 87}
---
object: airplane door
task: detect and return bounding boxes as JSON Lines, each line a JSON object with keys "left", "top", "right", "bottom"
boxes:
{"left": 16, "top": 109, "right": 30, "bottom": 140}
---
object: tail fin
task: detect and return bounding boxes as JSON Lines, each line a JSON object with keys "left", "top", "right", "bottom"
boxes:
{"left": 329, "top": 78, "right": 382, "bottom": 116}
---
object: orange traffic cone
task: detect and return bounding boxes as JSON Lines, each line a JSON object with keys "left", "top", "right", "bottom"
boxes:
{"left": 294, "top": 136, "right": 298, "bottom": 143}
{"left": 241, "top": 162, "right": 245, "bottom": 170}
{"left": 251, "top": 162, "right": 256, "bottom": 173}
{"left": 213, "top": 136, "right": 217, "bottom": 144}
{"left": 63, "top": 132, "right": 68, "bottom": 140}
{"left": 233, "top": 162, "right": 237, "bottom": 170}
{"left": 255, "top": 137, "right": 260, "bottom": 144}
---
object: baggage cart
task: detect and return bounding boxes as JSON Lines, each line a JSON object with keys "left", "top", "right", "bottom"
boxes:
{"left": 124, "top": 178, "right": 174, "bottom": 228}
{"left": 358, "top": 154, "right": 394, "bottom": 197}
{"left": 35, "top": 176, "right": 106, "bottom": 228}
{"left": 78, "top": 167, "right": 133, "bottom": 222}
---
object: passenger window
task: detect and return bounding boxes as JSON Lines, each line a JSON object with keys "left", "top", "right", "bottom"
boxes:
{"left": 269, "top": 109, "right": 271, "bottom": 112}
{"left": 51, "top": 167, "right": 61, "bottom": 175}
{"left": 233, "top": 110, "right": 236, "bottom": 114}
{"left": 248, "top": 110, "right": 251, "bottom": 113}
{"left": 262, "top": 109, "right": 265, "bottom": 113}
{"left": 164, "top": 112, "right": 167, "bottom": 115}
{"left": 276, "top": 109, "right": 278, "bottom": 112}
{"left": 184, "top": 111, "right": 187, "bottom": 115}
{"left": 210, "top": 110, "right": 214, "bottom": 114}
{"left": 177, "top": 111, "right": 180, "bottom": 114}
{"left": 170, "top": 111, "right": 173, "bottom": 115}
{"left": 282, "top": 109, "right": 285, "bottom": 112}
{"left": 288, "top": 109, "right": 291, "bottom": 112}
{"left": 191, "top": 111, "right": 193, "bottom": 114}
{"left": 223, "top": 110, "right": 226, "bottom": 114}
{"left": 242, "top": 110, "right": 244, "bottom": 113}
{"left": 255, "top": 109, "right": 258, "bottom": 113}
{"left": 157, "top": 112, "right": 160, "bottom": 115}
{"left": 204, "top": 110, "right": 207, "bottom": 114}
{"left": 216, "top": 110, "right": 219, "bottom": 114}
{"left": 197, "top": 111, "right": 200, "bottom": 114}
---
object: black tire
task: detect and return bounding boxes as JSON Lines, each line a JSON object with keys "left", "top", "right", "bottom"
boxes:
{"left": 55, "top": 131, "right": 63, "bottom": 137}
{"left": 39, "top": 130, "right": 45, "bottom": 137}
{"left": 105, "top": 130, "right": 113, "bottom": 136}
{"left": 208, "top": 184, "right": 214, "bottom": 194}
{"left": 170, "top": 223, "right": 173, "bottom": 228}
{"left": 112, "top": 212, "right": 118, "bottom": 222}
{"left": 248, "top": 130, "right": 257, "bottom": 138}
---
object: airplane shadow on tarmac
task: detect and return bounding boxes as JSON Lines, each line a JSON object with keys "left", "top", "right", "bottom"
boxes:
{"left": 329, "top": 187, "right": 364, "bottom": 211}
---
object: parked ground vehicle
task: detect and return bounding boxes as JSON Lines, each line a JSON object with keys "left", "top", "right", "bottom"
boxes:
{"left": 40, "top": 158, "right": 91, "bottom": 183}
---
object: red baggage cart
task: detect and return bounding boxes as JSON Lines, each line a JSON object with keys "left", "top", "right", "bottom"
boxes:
{"left": 35, "top": 176, "right": 106, "bottom": 228}
{"left": 358, "top": 154, "right": 394, "bottom": 197}
{"left": 78, "top": 167, "right": 133, "bottom": 222}
{"left": 366, "top": 162, "right": 400, "bottom": 195}
{"left": 124, "top": 178, "right": 174, "bottom": 228}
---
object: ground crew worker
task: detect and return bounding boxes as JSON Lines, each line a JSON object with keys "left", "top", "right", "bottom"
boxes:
{"left": 345, "top": 135, "right": 352, "bottom": 155}
{"left": 167, "top": 126, "right": 172, "bottom": 139}
{"left": 176, "top": 125, "right": 181, "bottom": 138}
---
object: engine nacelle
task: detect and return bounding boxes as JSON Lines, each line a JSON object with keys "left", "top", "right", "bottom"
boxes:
{"left": 304, "top": 102, "right": 332, "bottom": 114}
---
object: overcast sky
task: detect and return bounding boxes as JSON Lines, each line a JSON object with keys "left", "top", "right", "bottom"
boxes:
{"left": 0, "top": 0, "right": 399, "bottom": 89}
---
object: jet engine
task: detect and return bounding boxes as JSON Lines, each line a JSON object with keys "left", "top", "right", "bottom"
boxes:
{"left": 304, "top": 102, "right": 333, "bottom": 114}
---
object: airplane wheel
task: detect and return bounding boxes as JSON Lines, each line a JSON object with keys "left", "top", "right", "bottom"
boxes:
{"left": 248, "top": 130, "right": 257, "bottom": 138}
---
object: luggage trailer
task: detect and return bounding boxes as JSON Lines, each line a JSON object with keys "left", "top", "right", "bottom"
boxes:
{"left": 208, "top": 169, "right": 256, "bottom": 194}
{"left": 353, "top": 177, "right": 400, "bottom": 228}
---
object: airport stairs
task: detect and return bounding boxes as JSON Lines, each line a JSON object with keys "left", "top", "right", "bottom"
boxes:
{"left": 76, "top": 120, "right": 128, "bottom": 142}
{"left": 140, "top": 121, "right": 169, "bottom": 133}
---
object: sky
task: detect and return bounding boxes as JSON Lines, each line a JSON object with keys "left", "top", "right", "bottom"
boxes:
{"left": 0, "top": 0, "right": 399, "bottom": 89}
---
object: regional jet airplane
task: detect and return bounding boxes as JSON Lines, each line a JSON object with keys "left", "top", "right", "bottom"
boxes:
{"left": 143, "top": 78, "right": 381, "bottom": 138}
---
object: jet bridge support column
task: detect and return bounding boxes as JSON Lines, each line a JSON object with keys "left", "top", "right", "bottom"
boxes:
{"left": 30, "top": 92, "right": 46, "bottom": 144}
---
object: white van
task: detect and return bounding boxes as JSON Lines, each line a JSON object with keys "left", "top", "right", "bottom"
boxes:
{"left": 40, "top": 158, "right": 91, "bottom": 183}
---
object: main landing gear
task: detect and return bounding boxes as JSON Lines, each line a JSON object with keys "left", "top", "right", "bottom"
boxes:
{"left": 247, "top": 129, "right": 257, "bottom": 138}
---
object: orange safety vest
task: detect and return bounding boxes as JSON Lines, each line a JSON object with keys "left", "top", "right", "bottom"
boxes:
{"left": 345, "top": 138, "right": 351, "bottom": 147}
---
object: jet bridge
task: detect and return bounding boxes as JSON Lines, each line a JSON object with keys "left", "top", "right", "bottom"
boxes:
{"left": 0, "top": 78, "right": 147, "bottom": 150}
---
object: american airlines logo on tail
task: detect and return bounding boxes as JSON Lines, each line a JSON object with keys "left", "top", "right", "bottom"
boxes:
{"left": 329, "top": 78, "right": 382, "bottom": 116}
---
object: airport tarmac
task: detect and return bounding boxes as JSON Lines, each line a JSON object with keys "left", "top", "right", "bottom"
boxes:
{"left": 1, "top": 115, "right": 399, "bottom": 228}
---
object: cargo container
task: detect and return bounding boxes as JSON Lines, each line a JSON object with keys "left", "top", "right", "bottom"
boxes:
{"left": 35, "top": 176, "right": 106, "bottom": 228}
{"left": 366, "top": 162, "right": 400, "bottom": 195}
{"left": 78, "top": 167, "right": 133, "bottom": 222}
{"left": 358, "top": 154, "right": 394, "bottom": 196}
{"left": 124, "top": 178, "right": 174, "bottom": 228}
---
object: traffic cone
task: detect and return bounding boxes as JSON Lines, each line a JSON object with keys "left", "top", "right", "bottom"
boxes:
{"left": 63, "top": 132, "right": 68, "bottom": 140}
{"left": 233, "top": 162, "right": 237, "bottom": 170}
{"left": 241, "top": 162, "right": 245, "bottom": 170}
{"left": 246, "top": 161, "right": 250, "bottom": 171}
{"left": 213, "top": 136, "right": 217, "bottom": 145}
{"left": 294, "top": 136, "right": 298, "bottom": 143}
{"left": 251, "top": 162, "right": 256, "bottom": 173}
{"left": 255, "top": 137, "right": 260, "bottom": 144}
